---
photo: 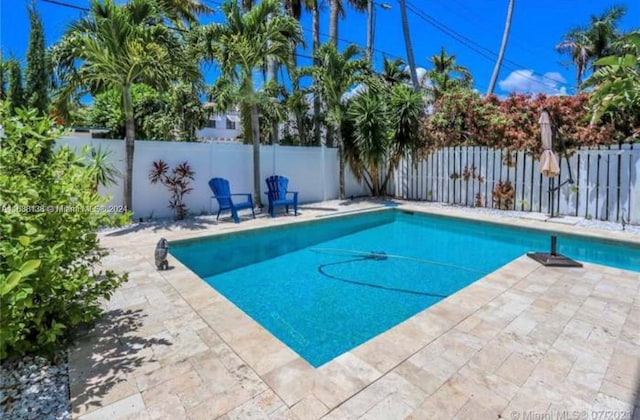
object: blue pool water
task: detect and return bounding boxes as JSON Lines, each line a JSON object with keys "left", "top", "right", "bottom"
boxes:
{"left": 170, "top": 210, "right": 639, "bottom": 367}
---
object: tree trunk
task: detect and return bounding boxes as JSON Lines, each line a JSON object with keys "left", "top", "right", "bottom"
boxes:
{"left": 122, "top": 84, "right": 135, "bottom": 212}
{"left": 266, "top": 13, "right": 279, "bottom": 146}
{"left": 250, "top": 104, "right": 262, "bottom": 208}
{"left": 336, "top": 123, "right": 345, "bottom": 199}
{"left": 329, "top": 0, "right": 339, "bottom": 46}
{"left": 399, "top": 0, "right": 420, "bottom": 90}
{"left": 366, "top": 0, "right": 374, "bottom": 63}
{"left": 312, "top": 2, "right": 322, "bottom": 146}
{"left": 487, "top": 0, "right": 515, "bottom": 95}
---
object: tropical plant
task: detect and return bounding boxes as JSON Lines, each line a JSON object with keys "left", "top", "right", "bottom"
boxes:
{"left": 0, "top": 53, "right": 6, "bottom": 100}
{"left": 584, "top": 31, "right": 640, "bottom": 141}
{"left": 85, "top": 146, "right": 121, "bottom": 192}
{"left": 556, "top": 5, "right": 627, "bottom": 89}
{"left": 0, "top": 103, "right": 128, "bottom": 359}
{"left": 381, "top": 57, "right": 410, "bottom": 85}
{"left": 344, "top": 78, "right": 425, "bottom": 195}
{"left": 425, "top": 47, "right": 472, "bottom": 100}
{"left": 487, "top": 0, "right": 515, "bottom": 95}
{"left": 25, "top": 3, "right": 49, "bottom": 114}
{"left": 303, "top": 43, "right": 369, "bottom": 199}
{"left": 149, "top": 160, "right": 195, "bottom": 220}
{"left": 152, "top": 0, "right": 212, "bottom": 29}
{"left": 86, "top": 83, "right": 207, "bottom": 140}
{"left": 7, "top": 59, "right": 24, "bottom": 114}
{"left": 198, "top": 0, "right": 303, "bottom": 208}
{"left": 51, "top": 0, "right": 201, "bottom": 212}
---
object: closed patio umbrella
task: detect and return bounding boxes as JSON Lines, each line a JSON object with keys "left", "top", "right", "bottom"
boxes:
{"left": 539, "top": 109, "right": 560, "bottom": 177}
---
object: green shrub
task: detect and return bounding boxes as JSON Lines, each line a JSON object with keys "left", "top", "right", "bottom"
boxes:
{"left": 0, "top": 104, "right": 128, "bottom": 359}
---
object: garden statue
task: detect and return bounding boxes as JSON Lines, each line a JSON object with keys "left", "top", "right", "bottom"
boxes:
{"left": 155, "top": 238, "right": 169, "bottom": 270}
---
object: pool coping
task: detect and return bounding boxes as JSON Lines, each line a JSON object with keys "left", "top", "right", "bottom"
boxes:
{"left": 159, "top": 204, "right": 638, "bottom": 408}
{"left": 75, "top": 201, "right": 640, "bottom": 418}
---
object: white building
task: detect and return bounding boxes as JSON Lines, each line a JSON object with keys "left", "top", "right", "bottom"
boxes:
{"left": 196, "top": 109, "right": 243, "bottom": 143}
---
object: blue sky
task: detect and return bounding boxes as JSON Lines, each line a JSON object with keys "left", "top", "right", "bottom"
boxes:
{"left": 1, "top": 0, "right": 639, "bottom": 97}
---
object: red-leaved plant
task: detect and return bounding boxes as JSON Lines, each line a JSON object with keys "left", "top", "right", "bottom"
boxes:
{"left": 149, "top": 160, "right": 195, "bottom": 220}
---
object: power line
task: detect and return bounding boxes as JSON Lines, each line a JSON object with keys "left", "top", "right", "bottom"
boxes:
{"left": 40, "top": 0, "right": 89, "bottom": 12}
{"left": 404, "top": 0, "right": 577, "bottom": 93}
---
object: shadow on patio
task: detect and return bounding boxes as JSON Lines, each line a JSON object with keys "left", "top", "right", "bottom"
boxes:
{"left": 69, "top": 308, "right": 172, "bottom": 415}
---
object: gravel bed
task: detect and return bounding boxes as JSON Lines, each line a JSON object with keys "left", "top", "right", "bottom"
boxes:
{"left": 0, "top": 353, "right": 70, "bottom": 420}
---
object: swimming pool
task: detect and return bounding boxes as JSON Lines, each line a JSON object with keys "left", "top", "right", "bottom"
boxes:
{"left": 170, "top": 209, "right": 639, "bottom": 367}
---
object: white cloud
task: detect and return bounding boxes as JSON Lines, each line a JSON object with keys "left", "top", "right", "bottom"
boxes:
{"left": 498, "top": 70, "right": 568, "bottom": 95}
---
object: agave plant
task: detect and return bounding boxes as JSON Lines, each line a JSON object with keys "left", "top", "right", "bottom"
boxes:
{"left": 149, "top": 160, "right": 195, "bottom": 220}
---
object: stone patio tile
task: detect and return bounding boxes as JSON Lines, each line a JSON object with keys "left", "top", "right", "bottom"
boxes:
{"left": 467, "top": 342, "right": 512, "bottom": 373}
{"left": 496, "top": 352, "right": 537, "bottom": 386}
{"left": 592, "top": 392, "right": 635, "bottom": 415}
{"left": 309, "top": 356, "right": 380, "bottom": 410}
{"left": 359, "top": 394, "right": 413, "bottom": 420}
{"left": 134, "top": 359, "right": 193, "bottom": 392}
{"left": 226, "top": 390, "right": 287, "bottom": 419}
{"left": 454, "top": 399, "right": 496, "bottom": 420}
{"left": 406, "top": 377, "right": 469, "bottom": 420}
{"left": 351, "top": 334, "right": 415, "bottom": 374}
{"left": 78, "top": 394, "right": 147, "bottom": 420}
{"left": 145, "top": 394, "right": 187, "bottom": 420}
{"left": 448, "top": 370, "right": 509, "bottom": 415}
{"left": 393, "top": 360, "right": 447, "bottom": 396}
{"left": 408, "top": 353, "right": 460, "bottom": 382}
{"left": 599, "top": 380, "right": 638, "bottom": 408}
{"left": 141, "top": 369, "right": 202, "bottom": 407}
{"left": 290, "top": 396, "right": 329, "bottom": 420}
{"left": 184, "top": 385, "right": 257, "bottom": 420}
{"left": 263, "top": 358, "right": 316, "bottom": 406}
{"left": 456, "top": 363, "right": 520, "bottom": 402}
{"left": 268, "top": 405, "right": 301, "bottom": 420}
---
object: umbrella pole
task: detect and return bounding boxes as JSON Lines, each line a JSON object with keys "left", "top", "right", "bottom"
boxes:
{"left": 549, "top": 178, "right": 555, "bottom": 218}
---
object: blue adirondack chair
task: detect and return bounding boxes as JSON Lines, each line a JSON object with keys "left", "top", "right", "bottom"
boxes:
{"left": 265, "top": 175, "right": 298, "bottom": 218}
{"left": 208, "top": 178, "right": 255, "bottom": 223}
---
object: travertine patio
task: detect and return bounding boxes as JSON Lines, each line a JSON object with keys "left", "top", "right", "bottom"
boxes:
{"left": 70, "top": 201, "right": 640, "bottom": 419}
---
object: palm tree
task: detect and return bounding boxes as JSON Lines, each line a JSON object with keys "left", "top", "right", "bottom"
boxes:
{"left": 303, "top": 43, "right": 368, "bottom": 198}
{"left": 398, "top": 0, "right": 419, "bottom": 89}
{"left": 487, "top": 0, "right": 514, "bottom": 95}
{"left": 52, "top": 0, "right": 200, "bottom": 211}
{"left": 199, "top": 0, "right": 303, "bottom": 208}
{"left": 426, "top": 47, "right": 472, "bottom": 100}
{"left": 557, "top": 5, "right": 627, "bottom": 89}
{"left": 381, "top": 57, "right": 410, "bottom": 84}
{"left": 344, "top": 77, "right": 424, "bottom": 195}
{"left": 153, "top": 0, "right": 212, "bottom": 28}
{"left": 329, "top": 0, "right": 368, "bottom": 46}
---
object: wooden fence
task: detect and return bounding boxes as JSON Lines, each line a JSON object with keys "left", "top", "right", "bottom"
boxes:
{"left": 392, "top": 144, "right": 639, "bottom": 224}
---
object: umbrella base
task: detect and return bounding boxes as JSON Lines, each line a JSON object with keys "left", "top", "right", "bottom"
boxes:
{"left": 527, "top": 252, "right": 583, "bottom": 268}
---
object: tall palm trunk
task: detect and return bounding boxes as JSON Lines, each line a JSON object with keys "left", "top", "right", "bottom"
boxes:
{"left": 366, "top": 0, "right": 374, "bottom": 62}
{"left": 335, "top": 122, "right": 345, "bottom": 199}
{"left": 487, "top": 0, "right": 514, "bottom": 95}
{"left": 267, "top": 13, "right": 279, "bottom": 145}
{"left": 122, "top": 84, "right": 135, "bottom": 211}
{"left": 250, "top": 103, "right": 262, "bottom": 208}
{"left": 329, "top": 0, "right": 339, "bottom": 46}
{"left": 312, "top": 1, "right": 322, "bottom": 146}
{"left": 398, "top": 0, "right": 419, "bottom": 90}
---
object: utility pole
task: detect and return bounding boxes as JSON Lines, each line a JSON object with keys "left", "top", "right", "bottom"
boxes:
{"left": 398, "top": 0, "right": 420, "bottom": 90}
{"left": 487, "top": 0, "right": 515, "bottom": 95}
{"left": 367, "top": 1, "right": 392, "bottom": 65}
